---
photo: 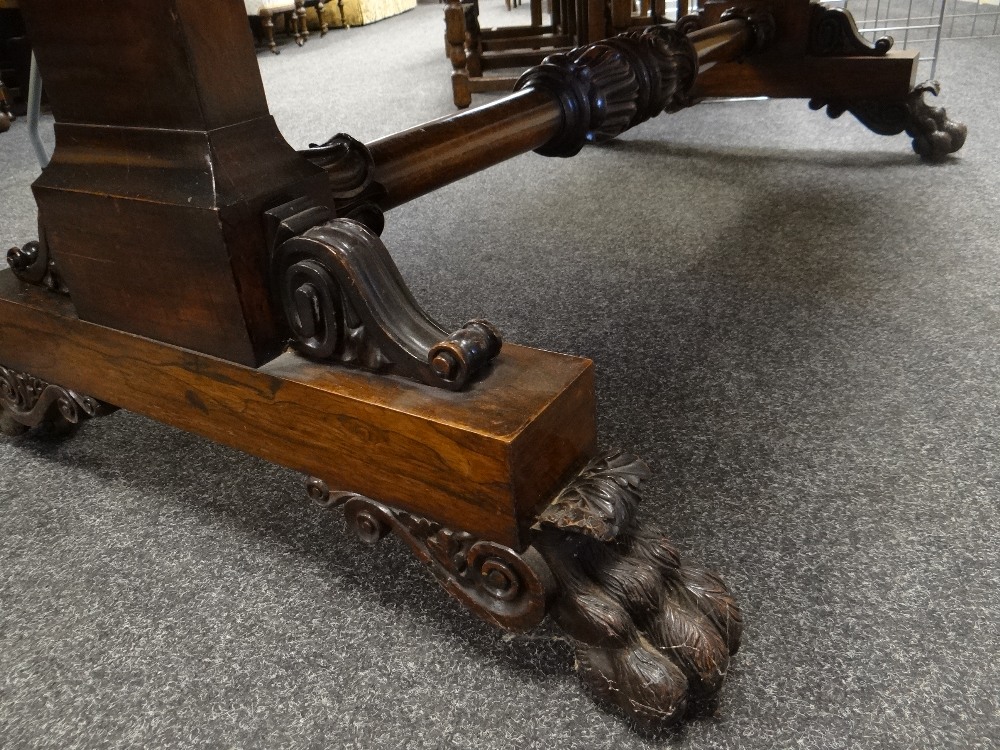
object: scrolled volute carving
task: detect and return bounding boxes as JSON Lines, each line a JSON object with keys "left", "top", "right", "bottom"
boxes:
{"left": 809, "top": 80, "right": 967, "bottom": 161}
{"left": 7, "top": 240, "right": 69, "bottom": 294}
{"left": 809, "top": 6, "right": 893, "bottom": 57}
{"left": 299, "top": 133, "right": 386, "bottom": 234}
{"left": 300, "top": 132, "right": 375, "bottom": 199}
{"left": 308, "top": 485, "right": 555, "bottom": 631}
{"left": 675, "top": 13, "right": 704, "bottom": 35}
{"left": 272, "top": 218, "right": 502, "bottom": 390}
{"left": 0, "top": 366, "right": 117, "bottom": 436}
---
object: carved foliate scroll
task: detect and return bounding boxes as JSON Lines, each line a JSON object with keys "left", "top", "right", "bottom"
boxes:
{"left": 809, "top": 6, "right": 893, "bottom": 57}
{"left": 306, "top": 447, "right": 742, "bottom": 728}
{"left": 298, "top": 133, "right": 386, "bottom": 234}
{"left": 308, "top": 479, "right": 555, "bottom": 631}
{"left": 6, "top": 240, "right": 68, "bottom": 294}
{"left": 0, "top": 366, "right": 117, "bottom": 436}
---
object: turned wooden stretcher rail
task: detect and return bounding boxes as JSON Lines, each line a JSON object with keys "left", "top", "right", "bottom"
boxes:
{"left": 366, "top": 19, "right": 755, "bottom": 209}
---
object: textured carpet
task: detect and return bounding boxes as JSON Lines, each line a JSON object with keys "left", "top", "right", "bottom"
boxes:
{"left": 1, "top": 3, "right": 998, "bottom": 749}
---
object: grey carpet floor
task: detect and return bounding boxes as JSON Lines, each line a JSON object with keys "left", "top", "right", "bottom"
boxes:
{"left": 1, "top": 3, "right": 998, "bottom": 749}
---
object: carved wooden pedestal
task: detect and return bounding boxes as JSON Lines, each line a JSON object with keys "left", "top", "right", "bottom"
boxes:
{"left": 0, "top": 269, "right": 741, "bottom": 727}
{"left": 5, "top": 0, "right": 970, "bottom": 732}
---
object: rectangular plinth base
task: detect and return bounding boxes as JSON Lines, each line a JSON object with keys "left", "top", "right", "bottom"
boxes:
{"left": 0, "top": 271, "right": 596, "bottom": 549}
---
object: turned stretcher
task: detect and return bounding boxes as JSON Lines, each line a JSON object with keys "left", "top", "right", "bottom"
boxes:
{"left": 0, "top": 0, "right": 964, "bottom": 729}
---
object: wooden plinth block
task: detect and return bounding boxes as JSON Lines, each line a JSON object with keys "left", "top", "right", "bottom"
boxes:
{"left": 0, "top": 272, "right": 596, "bottom": 550}
{"left": 20, "top": 0, "right": 332, "bottom": 367}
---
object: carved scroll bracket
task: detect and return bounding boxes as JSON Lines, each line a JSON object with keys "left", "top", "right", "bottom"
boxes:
{"left": 307, "top": 478, "right": 555, "bottom": 631}
{"left": 306, "top": 446, "right": 742, "bottom": 728}
{"left": 809, "top": 6, "right": 893, "bottom": 57}
{"left": 0, "top": 366, "right": 117, "bottom": 437}
{"left": 272, "top": 218, "right": 502, "bottom": 390}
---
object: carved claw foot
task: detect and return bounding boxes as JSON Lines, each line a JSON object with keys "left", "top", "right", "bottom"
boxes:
{"left": 307, "top": 448, "right": 741, "bottom": 729}
{"left": 0, "top": 366, "right": 117, "bottom": 438}
{"left": 810, "top": 81, "right": 967, "bottom": 162}
{"left": 533, "top": 451, "right": 742, "bottom": 727}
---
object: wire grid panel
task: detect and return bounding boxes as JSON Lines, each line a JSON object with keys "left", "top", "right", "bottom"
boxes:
{"left": 836, "top": 0, "right": 999, "bottom": 76}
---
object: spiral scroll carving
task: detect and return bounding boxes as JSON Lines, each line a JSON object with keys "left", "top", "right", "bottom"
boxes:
{"left": 299, "top": 133, "right": 385, "bottom": 235}
{"left": 272, "top": 218, "right": 502, "bottom": 390}
{"left": 6, "top": 240, "right": 69, "bottom": 294}
{"left": 307, "top": 484, "right": 554, "bottom": 631}
{"left": 0, "top": 366, "right": 116, "bottom": 437}
{"left": 303, "top": 443, "right": 741, "bottom": 728}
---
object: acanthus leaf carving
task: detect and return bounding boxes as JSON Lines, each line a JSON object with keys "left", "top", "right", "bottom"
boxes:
{"left": 537, "top": 449, "right": 651, "bottom": 541}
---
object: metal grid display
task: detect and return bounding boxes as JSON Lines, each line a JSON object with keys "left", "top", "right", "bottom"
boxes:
{"left": 828, "top": 0, "right": 999, "bottom": 76}
{"left": 668, "top": 0, "right": 999, "bottom": 78}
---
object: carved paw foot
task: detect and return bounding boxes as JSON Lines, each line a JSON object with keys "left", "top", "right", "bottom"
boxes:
{"left": 0, "top": 366, "right": 117, "bottom": 438}
{"left": 809, "top": 80, "right": 967, "bottom": 162}
{"left": 903, "top": 81, "right": 968, "bottom": 161}
{"left": 533, "top": 451, "right": 742, "bottom": 727}
{"left": 305, "top": 448, "right": 740, "bottom": 729}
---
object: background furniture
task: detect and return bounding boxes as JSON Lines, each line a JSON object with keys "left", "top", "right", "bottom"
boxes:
{"left": 306, "top": 0, "right": 416, "bottom": 28}
{"left": 0, "top": 0, "right": 28, "bottom": 124}
{"left": 246, "top": 0, "right": 308, "bottom": 53}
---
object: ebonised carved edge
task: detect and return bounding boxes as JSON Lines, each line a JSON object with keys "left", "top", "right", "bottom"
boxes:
{"left": 308, "top": 448, "right": 742, "bottom": 728}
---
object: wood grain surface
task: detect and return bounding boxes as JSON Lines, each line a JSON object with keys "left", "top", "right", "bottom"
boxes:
{"left": 0, "top": 272, "right": 597, "bottom": 549}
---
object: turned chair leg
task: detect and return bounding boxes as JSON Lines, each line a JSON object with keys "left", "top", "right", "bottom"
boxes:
{"left": 260, "top": 8, "right": 279, "bottom": 54}
{"left": 316, "top": 0, "right": 328, "bottom": 35}
{"left": 444, "top": 1, "right": 472, "bottom": 108}
{"left": 338, "top": 0, "right": 348, "bottom": 29}
{"left": 295, "top": 0, "right": 309, "bottom": 44}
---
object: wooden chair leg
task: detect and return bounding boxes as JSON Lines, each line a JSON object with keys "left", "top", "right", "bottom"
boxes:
{"left": 296, "top": 0, "right": 309, "bottom": 44}
{"left": 316, "top": 0, "right": 329, "bottom": 35}
{"left": 260, "top": 8, "right": 279, "bottom": 54}
{"left": 445, "top": 1, "right": 472, "bottom": 108}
